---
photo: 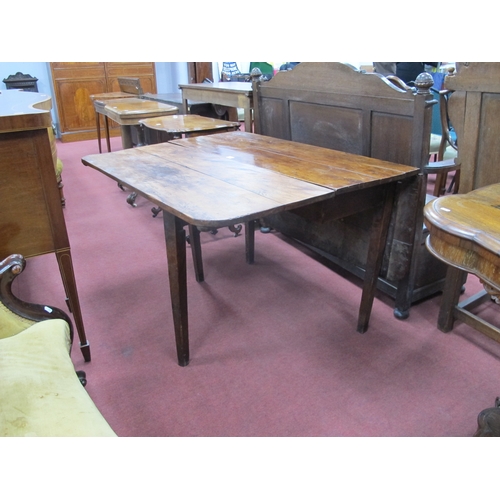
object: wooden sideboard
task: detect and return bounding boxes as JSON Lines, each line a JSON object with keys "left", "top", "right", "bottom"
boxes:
{"left": 0, "top": 89, "right": 90, "bottom": 361}
{"left": 50, "top": 62, "right": 157, "bottom": 142}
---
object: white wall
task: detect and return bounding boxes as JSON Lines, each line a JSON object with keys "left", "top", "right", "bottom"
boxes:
{"left": 0, "top": 62, "right": 190, "bottom": 134}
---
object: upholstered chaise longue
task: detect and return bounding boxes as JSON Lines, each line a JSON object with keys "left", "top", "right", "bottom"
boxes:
{"left": 0, "top": 254, "right": 116, "bottom": 437}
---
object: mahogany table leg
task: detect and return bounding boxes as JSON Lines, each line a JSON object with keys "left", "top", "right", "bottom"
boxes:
{"left": 438, "top": 267, "right": 467, "bottom": 332}
{"left": 188, "top": 225, "right": 204, "bottom": 283}
{"left": 357, "top": 185, "right": 395, "bottom": 333}
{"left": 55, "top": 249, "right": 91, "bottom": 362}
{"left": 163, "top": 212, "right": 190, "bottom": 366}
{"left": 104, "top": 116, "right": 111, "bottom": 152}
{"left": 245, "top": 220, "right": 255, "bottom": 264}
{"left": 95, "top": 112, "right": 102, "bottom": 154}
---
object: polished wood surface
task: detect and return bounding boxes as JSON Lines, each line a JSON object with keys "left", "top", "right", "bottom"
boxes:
{"left": 424, "top": 183, "right": 500, "bottom": 339}
{"left": 50, "top": 62, "right": 156, "bottom": 142}
{"left": 90, "top": 92, "right": 140, "bottom": 153}
{"left": 179, "top": 82, "right": 253, "bottom": 131}
{"left": 0, "top": 89, "right": 52, "bottom": 132}
{"left": 424, "top": 183, "right": 500, "bottom": 289}
{"left": 103, "top": 98, "right": 178, "bottom": 125}
{"left": 82, "top": 131, "right": 417, "bottom": 366}
{"left": 97, "top": 98, "right": 178, "bottom": 149}
{"left": 252, "top": 62, "right": 443, "bottom": 319}
{"left": 139, "top": 114, "right": 240, "bottom": 137}
{"left": 0, "top": 90, "right": 90, "bottom": 361}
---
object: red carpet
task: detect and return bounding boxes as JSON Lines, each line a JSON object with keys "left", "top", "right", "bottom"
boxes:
{"left": 12, "top": 136, "right": 500, "bottom": 438}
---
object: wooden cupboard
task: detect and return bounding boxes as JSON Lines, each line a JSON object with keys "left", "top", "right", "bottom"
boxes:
{"left": 50, "top": 62, "right": 157, "bottom": 142}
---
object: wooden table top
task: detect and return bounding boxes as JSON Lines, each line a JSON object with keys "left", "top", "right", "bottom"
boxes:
{"left": 139, "top": 114, "right": 240, "bottom": 133}
{"left": 89, "top": 91, "right": 137, "bottom": 102}
{"left": 0, "top": 89, "right": 52, "bottom": 133}
{"left": 179, "top": 82, "right": 253, "bottom": 95}
{"left": 82, "top": 131, "right": 417, "bottom": 228}
{"left": 424, "top": 183, "right": 500, "bottom": 288}
{"left": 101, "top": 98, "right": 178, "bottom": 125}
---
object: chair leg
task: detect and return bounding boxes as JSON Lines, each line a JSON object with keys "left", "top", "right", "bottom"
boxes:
{"left": 433, "top": 172, "right": 448, "bottom": 197}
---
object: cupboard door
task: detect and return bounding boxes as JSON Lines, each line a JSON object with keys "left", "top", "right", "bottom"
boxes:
{"left": 50, "top": 62, "right": 157, "bottom": 142}
{"left": 105, "top": 62, "right": 157, "bottom": 93}
{"left": 51, "top": 63, "right": 107, "bottom": 142}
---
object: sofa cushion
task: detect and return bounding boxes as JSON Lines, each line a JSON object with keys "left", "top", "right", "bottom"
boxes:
{"left": 0, "top": 319, "right": 116, "bottom": 436}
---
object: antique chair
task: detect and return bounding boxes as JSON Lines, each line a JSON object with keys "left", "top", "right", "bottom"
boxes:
{"left": 220, "top": 62, "right": 249, "bottom": 82}
{"left": 426, "top": 89, "right": 459, "bottom": 196}
{"left": 251, "top": 62, "right": 458, "bottom": 319}
{"left": 0, "top": 254, "right": 116, "bottom": 436}
{"left": 386, "top": 75, "right": 459, "bottom": 197}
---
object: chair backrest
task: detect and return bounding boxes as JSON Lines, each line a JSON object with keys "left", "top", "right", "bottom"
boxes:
{"left": 221, "top": 62, "right": 248, "bottom": 82}
{"left": 252, "top": 62, "right": 435, "bottom": 170}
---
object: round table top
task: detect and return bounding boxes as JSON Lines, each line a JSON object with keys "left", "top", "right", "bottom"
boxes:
{"left": 139, "top": 114, "right": 241, "bottom": 133}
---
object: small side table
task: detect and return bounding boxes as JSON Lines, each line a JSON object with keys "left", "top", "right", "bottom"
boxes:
{"left": 103, "top": 98, "right": 178, "bottom": 149}
{"left": 423, "top": 183, "right": 500, "bottom": 436}
{"left": 90, "top": 92, "right": 136, "bottom": 153}
{"left": 140, "top": 114, "right": 240, "bottom": 143}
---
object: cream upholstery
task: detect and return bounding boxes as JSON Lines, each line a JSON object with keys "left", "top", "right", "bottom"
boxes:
{"left": 0, "top": 254, "right": 116, "bottom": 437}
{"left": 0, "top": 319, "right": 116, "bottom": 437}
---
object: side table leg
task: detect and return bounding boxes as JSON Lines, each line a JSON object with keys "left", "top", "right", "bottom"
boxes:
{"left": 245, "top": 220, "right": 255, "bottom": 264}
{"left": 104, "top": 116, "right": 111, "bottom": 152}
{"left": 95, "top": 112, "right": 102, "bottom": 154}
{"left": 188, "top": 225, "right": 204, "bottom": 283}
{"left": 164, "top": 212, "right": 190, "bottom": 366}
{"left": 438, "top": 267, "right": 467, "bottom": 332}
{"left": 55, "top": 249, "right": 91, "bottom": 362}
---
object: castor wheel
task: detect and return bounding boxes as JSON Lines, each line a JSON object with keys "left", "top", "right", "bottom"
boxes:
{"left": 126, "top": 192, "right": 138, "bottom": 207}
{"left": 76, "top": 370, "right": 87, "bottom": 387}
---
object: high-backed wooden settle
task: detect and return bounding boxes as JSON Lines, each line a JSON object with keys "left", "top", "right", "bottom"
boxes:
{"left": 252, "top": 62, "right": 447, "bottom": 318}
